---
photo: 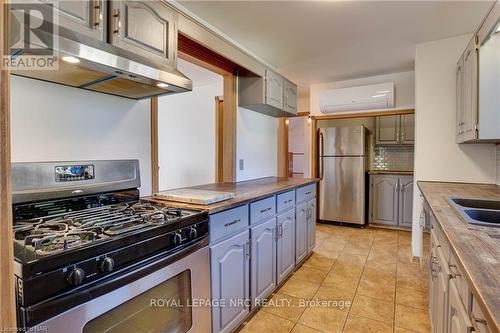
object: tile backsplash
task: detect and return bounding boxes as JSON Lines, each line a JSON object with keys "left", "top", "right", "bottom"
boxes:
{"left": 373, "top": 145, "right": 414, "bottom": 171}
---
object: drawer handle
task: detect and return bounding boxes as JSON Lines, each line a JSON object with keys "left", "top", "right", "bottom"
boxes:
{"left": 259, "top": 207, "right": 272, "bottom": 213}
{"left": 224, "top": 219, "right": 241, "bottom": 227}
{"left": 449, "top": 264, "right": 461, "bottom": 278}
{"left": 472, "top": 315, "right": 487, "bottom": 325}
{"left": 284, "top": 199, "right": 293, "bottom": 204}
{"left": 305, "top": 191, "right": 312, "bottom": 195}
{"left": 113, "top": 9, "right": 120, "bottom": 35}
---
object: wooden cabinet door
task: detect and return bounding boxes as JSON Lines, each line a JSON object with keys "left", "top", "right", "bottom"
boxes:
{"left": 370, "top": 175, "right": 399, "bottom": 226}
{"left": 456, "top": 56, "right": 465, "bottom": 143}
{"left": 400, "top": 114, "right": 415, "bottom": 144}
{"left": 462, "top": 38, "right": 478, "bottom": 142}
{"left": 436, "top": 247, "right": 451, "bottom": 333}
{"left": 429, "top": 245, "right": 439, "bottom": 333}
{"left": 265, "top": 70, "right": 284, "bottom": 110}
{"left": 276, "top": 209, "right": 295, "bottom": 284}
{"left": 210, "top": 230, "right": 250, "bottom": 333}
{"left": 38, "top": 0, "right": 105, "bottom": 41}
{"left": 284, "top": 80, "right": 297, "bottom": 114}
{"left": 448, "top": 280, "right": 473, "bottom": 333}
{"left": 250, "top": 218, "right": 276, "bottom": 308}
{"left": 109, "top": 1, "right": 177, "bottom": 67}
{"left": 307, "top": 198, "right": 316, "bottom": 253}
{"left": 376, "top": 115, "right": 400, "bottom": 144}
{"left": 295, "top": 202, "right": 308, "bottom": 264}
{"left": 398, "top": 176, "right": 414, "bottom": 227}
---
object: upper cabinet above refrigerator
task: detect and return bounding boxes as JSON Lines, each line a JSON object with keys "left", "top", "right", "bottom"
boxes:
{"left": 238, "top": 69, "right": 298, "bottom": 118}
{"left": 109, "top": 1, "right": 178, "bottom": 68}
{"left": 456, "top": 1, "right": 500, "bottom": 143}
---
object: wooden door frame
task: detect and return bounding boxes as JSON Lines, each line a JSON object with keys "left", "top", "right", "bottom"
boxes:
{"left": 277, "top": 118, "right": 289, "bottom": 177}
{"left": 1, "top": 0, "right": 16, "bottom": 328}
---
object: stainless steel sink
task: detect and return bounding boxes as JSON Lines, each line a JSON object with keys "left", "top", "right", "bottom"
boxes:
{"left": 448, "top": 197, "right": 500, "bottom": 227}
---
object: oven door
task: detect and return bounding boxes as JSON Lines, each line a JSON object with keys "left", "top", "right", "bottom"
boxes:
{"left": 37, "top": 243, "right": 211, "bottom": 333}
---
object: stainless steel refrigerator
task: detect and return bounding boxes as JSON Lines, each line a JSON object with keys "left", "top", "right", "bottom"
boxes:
{"left": 319, "top": 125, "right": 367, "bottom": 225}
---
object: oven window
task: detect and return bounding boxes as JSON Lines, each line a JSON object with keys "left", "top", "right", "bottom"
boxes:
{"left": 83, "top": 270, "right": 192, "bottom": 333}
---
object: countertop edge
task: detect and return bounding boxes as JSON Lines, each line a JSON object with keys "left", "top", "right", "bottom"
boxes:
{"left": 143, "top": 178, "right": 319, "bottom": 214}
{"left": 417, "top": 181, "right": 500, "bottom": 333}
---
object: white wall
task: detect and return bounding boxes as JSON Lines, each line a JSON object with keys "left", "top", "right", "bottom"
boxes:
{"left": 236, "top": 107, "right": 277, "bottom": 181}
{"left": 412, "top": 34, "right": 497, "bottom": 256}
{"left": 496, "top": 144, "right": 500, "bottom": 185}
{"left": 157, "top": 76, "right": 222, "bottom": 190}
{"left": 309, "top": 71, "right": 415, "bottom": 116}
{"left": 10, "top": 76, "right": 152, "bottom": 196}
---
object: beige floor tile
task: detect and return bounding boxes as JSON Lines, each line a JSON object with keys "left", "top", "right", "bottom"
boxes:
{"left": 314, "top": 244, "right": 343, "bottom": 260}
{"left": 357, "top": 273, "right": 396, "bottom": 302}
{"left": 395, "top": 327, "right": 419, "bottom": 333}
{"left": 262, "top": 292, "right": 307, "bottom": 322}
{"left": 297, "top": 304, "right": 348, "bottom": 333}
{"left": 293, "top": 265, "right": 329, "bottom": 285}
{"left": 395, "top": 304, "right": 431, "bottom": 333}
{"left": 365, "top": 256, "right": 397, "bottom": 274}
{"left": 322, "top": 271, "right": 360, "bottom": 292}
{"left": 314, "top": 283, "right": 355, "bottom": 304}
{"left": 397, "top": 274, "right": 429, "bottom": 293}
{"left": 350, "top": 294, "right": 395, "bottom": 325}
{"left": 336, "top": 252, "right": 368, "bottom": 267}
{"left": 329, "top": 260, "right": 364, "bottom": 279}
{"left": 279, "top": 275, "right": 321, "bottom": 299}
{"left": 343, "top": 314, "right": 393, "bottom": 333}
{"left": 302, "top": 253, "right": 335, "bottom": 272}
{"left": 290, "top": 323, "right": 323, "bottom": 333}
{"left": 397, "top": 261, "right": 428, "bottom": 277}
{"left": 396, "top": 286, "right": 428, "bottom": 310}
{"left": 240, "top": 311, "right": 295, "bottom": 333}
{"left": 342, "top": 243, "right": 372, "bottom": 256}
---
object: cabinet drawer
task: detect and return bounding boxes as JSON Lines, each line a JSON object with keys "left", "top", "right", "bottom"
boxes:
{"left": 277, "top": 190, "right": 295, "bottom": 213}
{"left": 296, "top": 183, "right": 316, "bottom": 204}
{"left": 210, "top": 205, "right": 249, "bottom": 243}
{"left": 250, "top": 196, "right": 276, "bottom": 225}
{"left": 449, "top": 253, "right": 471, "bottom": 310}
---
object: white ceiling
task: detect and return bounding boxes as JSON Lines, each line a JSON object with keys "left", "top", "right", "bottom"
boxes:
{"left": 178, "top": 0, "right": 492, "bottom": 97}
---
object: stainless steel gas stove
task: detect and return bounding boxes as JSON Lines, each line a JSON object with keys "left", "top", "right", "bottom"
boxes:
{"left": 12, "top": 160, "right": 211, "bottom": 332}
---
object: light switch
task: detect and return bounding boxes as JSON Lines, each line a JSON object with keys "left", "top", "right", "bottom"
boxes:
{"left": 239, "top": 159, "right": 244, "bottom": 171}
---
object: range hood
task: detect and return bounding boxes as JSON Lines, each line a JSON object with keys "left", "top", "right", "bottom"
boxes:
{"left": 10, "top": 18, "right": 192, "bottom": 99}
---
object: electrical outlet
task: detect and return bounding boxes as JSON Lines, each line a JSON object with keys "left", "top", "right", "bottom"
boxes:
{"left": 239, "top": 159, "right": 244, "bottom": 171}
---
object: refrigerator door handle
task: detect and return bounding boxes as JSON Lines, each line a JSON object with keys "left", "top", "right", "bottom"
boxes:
{"left": 319, "top": 132, "right": 324, "bottom": 180}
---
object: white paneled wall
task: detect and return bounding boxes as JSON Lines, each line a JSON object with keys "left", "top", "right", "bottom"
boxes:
{"left": 10, "top": 76, "right": 152, "bottom": 196}
{"left": 236, "top": 107, "right": 277, "bottom": 181}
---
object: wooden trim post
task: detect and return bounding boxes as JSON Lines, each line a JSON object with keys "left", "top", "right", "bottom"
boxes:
{"left": 222, "top": 74, "right": 236, "bottom": 182}
{"left": 151, "top": 97, "right": 159, "bottom": 193}
{"left": 0, "top": 0, "right": 16, "bottom": 328}
{"left": 277, "top": 118, "right": 289, "bottom": 177}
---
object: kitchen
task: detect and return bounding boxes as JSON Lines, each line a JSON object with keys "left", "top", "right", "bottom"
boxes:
{"left": 0, "top": 1, "right": 499, "bottom": 333}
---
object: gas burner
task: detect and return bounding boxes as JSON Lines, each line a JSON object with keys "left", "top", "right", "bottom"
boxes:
{"left": 32, "top": 231, "right": 98, "bottom": 256}
{"left": 161, "top": 207, "right": 183, "bottom": 217}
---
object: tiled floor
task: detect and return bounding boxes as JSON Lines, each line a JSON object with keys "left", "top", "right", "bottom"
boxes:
{"left": 238, "top": 224, "right": 431, "bottom": 333}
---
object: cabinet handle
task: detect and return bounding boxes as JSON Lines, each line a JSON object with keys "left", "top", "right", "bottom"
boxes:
{"left": 279, "top": 224, "right": 284, "bottom": 238}
{"left": 224, "top": 219, "right": 240, "bottom": 227}
{"left": 245, "top": 240, "right": 251, "bottom": 260}
{"left": 396, "top": 127, "right": 400, "bottom": 143}
{"left": 259, "top": 207, "right": 271, "bottom": 213}
{"left": 430, "top": 256, "right": 438, "bottom": 278}
{"left": 471, "top": 315, "right": 487, "bottom": 325}
{"left": 93, "top": 0, "right": 102, "bottom": 29}
{"left": 449, "top": 264, "right": 462, "bottom": 278}
{"left": 113, "top": 8, "right": 121, "bottom": 35}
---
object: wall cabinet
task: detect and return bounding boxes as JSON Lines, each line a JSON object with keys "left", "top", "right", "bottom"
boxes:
{"left": 369, "top": 175, "right": 413, "bottom": 228}
{"left": 250, "top": 218, "right": 276, "bottom": 308}
{"left": 238, "top": 70, "right": 298, "bottom": 118}
{"left": 210, "top": 230, "right": 250, "bottom": 333}
{"left": 109, "top": 0, "right": 178, "bottom": 67}
{"left": 276, "top": 208, "right": 296, "bottom": 284}
{"left": 40, "top": 0, "right": 106, "bottom": 41}
{"left": 375, "top": 114, "right": 414, "bottom": 145}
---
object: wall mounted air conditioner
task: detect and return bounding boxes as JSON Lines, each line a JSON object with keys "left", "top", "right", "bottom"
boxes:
{"left": 319, "top": 82, "right": 394, "bottom": 114}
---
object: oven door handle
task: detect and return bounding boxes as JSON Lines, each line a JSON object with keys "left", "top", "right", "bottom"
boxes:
{"left": 20, "top": 236, "right": 209, "bottom": 328}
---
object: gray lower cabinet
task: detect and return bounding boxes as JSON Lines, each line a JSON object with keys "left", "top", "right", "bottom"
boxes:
{"left": 295, "top": 202, "right": 308, "bottom": 264}
{"left": 369, "top": 174, "right": 413, "bottom": 228}
{"left": 448, "top": 280, "right": 473, "bottom": 333}
{"left": 210, "top": 230, "right": 250, "bottom": 333}
{"left": 307, "top": 198, "right": 316, "bottom": 253}
{"left": 109, "top": 0, "right": 178, "bottom": 67}
{"left": 276, "top": 209, "right": 295, "bottom": 284}
{"left": 250, "top": 218, "right": 276, "bottom": 307}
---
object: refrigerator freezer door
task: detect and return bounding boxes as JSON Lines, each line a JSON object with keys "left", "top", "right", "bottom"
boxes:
{"left": 319, "top": 126, "right": 365, "bottom": 156}
{"left": 319, "top": 156, "right": 365, "bottom": 225}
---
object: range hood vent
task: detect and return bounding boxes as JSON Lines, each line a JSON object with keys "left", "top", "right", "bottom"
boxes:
{"left": 10, "top": 16, "right": 192, "bottom": 99}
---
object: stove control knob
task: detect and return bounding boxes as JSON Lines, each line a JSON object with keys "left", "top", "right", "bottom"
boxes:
{"left": 67, "top": 268, "right": 85, "bottom": 286}
{"left": 100, "top": 257, "right": 115, "bottom": 273}
{"left": 188, "top": 227, "right": 198, "bottom": 239}
{"left": 173, "top": 232, "right": 183, "bottom": 245}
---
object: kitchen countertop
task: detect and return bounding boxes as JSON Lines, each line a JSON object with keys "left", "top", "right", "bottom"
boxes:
{"left": 418, "top": 181, "right": 500, "bottom": 333}
{"left": 144, "top": 177, "right": 318, "bottom": 214}
{"left": 368, "top": 170, "right": 414, "bottom": 175}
